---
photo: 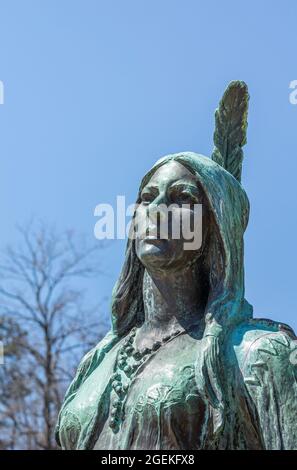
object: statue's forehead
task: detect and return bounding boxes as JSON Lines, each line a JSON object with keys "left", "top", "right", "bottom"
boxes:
{"left": 145, "top": 160, "right": 197, "bottom": 187}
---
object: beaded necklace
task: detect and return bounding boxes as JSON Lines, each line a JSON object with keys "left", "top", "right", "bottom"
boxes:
{"left": 109, "top": 325, "right": 185, "bottom": 432}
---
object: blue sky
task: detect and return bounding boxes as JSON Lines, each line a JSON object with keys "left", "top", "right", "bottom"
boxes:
{"left": 0, "top": 1, "right": 296, "bottom": 331}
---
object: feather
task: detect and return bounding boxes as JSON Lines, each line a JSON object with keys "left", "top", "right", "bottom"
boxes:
{"left": 211, "top": 80, "right": 249, "bottom": 182}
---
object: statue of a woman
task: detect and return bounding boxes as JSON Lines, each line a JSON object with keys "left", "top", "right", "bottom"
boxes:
{"left": 56, "top": 81, "right": 297, "bottom": 450}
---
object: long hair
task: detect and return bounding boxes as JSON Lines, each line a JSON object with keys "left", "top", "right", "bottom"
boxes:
{"left": 57, "top": 153, "right": 253, "bottom": 448}
{"left": 110, "top": 155, "right": 231, "bottom": 443}
{"left": 111, "top": 156, "right": 225, "bottom": 337}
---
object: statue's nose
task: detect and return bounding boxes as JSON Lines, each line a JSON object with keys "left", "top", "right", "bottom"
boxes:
{"left": 146, "top": 200, "right": 168, "bottom": 223}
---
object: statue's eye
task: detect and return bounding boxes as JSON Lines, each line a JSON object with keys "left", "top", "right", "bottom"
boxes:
{"left": 179, "top": 192, "right": 194, "bottom": 203}
{"left": 171, "top": 189, "right": 198, "bottom": 205}
{"left": 141, "top": 191, "right": 154, "bottom": 203}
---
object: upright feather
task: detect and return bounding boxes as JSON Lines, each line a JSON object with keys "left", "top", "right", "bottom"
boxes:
{"left": 211, "top": 81, "right": 249, "bottom": 182}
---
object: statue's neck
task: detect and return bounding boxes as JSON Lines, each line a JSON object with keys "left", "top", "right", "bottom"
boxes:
{"left": 142, "top": 266, "right": 205, "bottom": 334}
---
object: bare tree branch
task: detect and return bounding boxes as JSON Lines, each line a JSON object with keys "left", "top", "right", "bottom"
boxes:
{"left": 0, "top": 221, "right": 109, "bottom": 449}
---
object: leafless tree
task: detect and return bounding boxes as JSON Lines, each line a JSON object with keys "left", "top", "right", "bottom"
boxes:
{"left": 0, "top": 222, "right": 109, "bottom": 449}
{"left": 0, "top": 316, "right": 30, "bottom": 449}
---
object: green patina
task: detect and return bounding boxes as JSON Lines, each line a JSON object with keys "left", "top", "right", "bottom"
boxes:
{"left": 56, "top": 82, "right": 297, "bottom": 450}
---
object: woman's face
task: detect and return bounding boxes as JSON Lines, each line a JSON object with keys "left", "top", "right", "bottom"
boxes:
{"left": 135, "top": 160, "right": 208, "bottom": 273}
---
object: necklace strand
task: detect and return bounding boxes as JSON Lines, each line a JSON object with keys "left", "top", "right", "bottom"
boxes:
{"left": 109, "top": 326, "right": 185, "bottom": 432}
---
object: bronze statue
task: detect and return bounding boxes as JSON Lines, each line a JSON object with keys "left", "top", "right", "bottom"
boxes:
{"left": 56, "top": 81, "right": 297, "bottom": 450}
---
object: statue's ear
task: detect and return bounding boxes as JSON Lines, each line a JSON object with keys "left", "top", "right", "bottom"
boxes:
{"left": 211, "top": 81, "right": 249, "bottom": 183}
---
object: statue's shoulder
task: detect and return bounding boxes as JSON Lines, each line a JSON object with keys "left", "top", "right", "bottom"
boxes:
{"left": 55, "top": 330, "right": 117, "bottom": 446}
{"left": 226, "top": 318, "right": 297, "bottom": 450}
{"left": 62, "top": 330, "right": 117, "bottom": 404}
{"left": 228, "top": 317, "right": 297, "bottom": 377}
